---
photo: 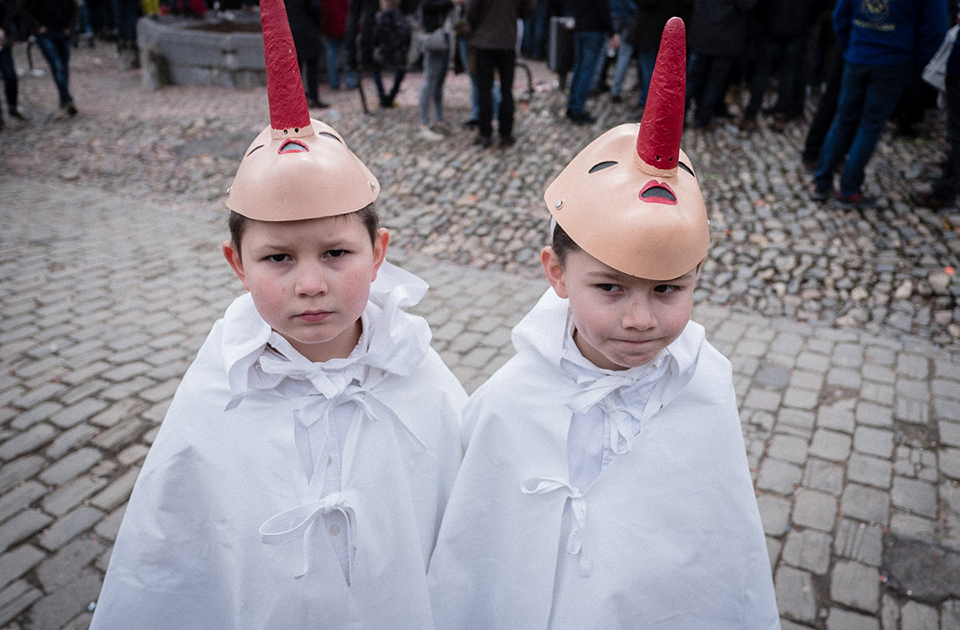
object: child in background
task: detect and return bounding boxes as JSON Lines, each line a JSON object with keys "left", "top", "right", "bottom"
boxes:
{"left": 90, "top": 0, "right": 465, "bottom": 627}
{"left": 372, "top": 0, "right": 411, "bottom": 108}
{"left": 427, "top": 18, "right": 780, "bottom": 630}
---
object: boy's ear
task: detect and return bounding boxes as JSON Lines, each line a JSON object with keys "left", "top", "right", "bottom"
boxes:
{"left": 370, "top": 228, "right": 390, "bottom": 282}
{"left": 541, "top": 246, "right": 569, "bottom": 299}
{"left": 223, "top": 241, "right": 249, "bottom": 290}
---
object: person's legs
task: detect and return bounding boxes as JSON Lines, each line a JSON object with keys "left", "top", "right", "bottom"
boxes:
{"left": 744, "top": 35, "right": 778, "bottom": 120}
{"left": 775, "top": 35, "right": 805, "bottom": 119}
{"left": 388, "top": 69, "right": 406, "bottom": 101}
{"left": 419, "top": 48, "right": 446, "bottom": 126}
{"left": 305, "top": 57, "right": 323, "bottom": 105}
{"left": 433, "top": 45, "right": 450, "bottom": 122}
{"left": 802, "top": 48, "right": 844, "bottom": 165}
{"left": 495, "top": 48, "right": 516, "bottom": 139}
{"left": 837, "top": 63, "right": 911, "bottom": 197}
{"left": 636, "top": 48, "right": 656, "bottom": 107}
{"left": 567, "top": 31, "right": 603, "bottom": 116}
{"left": 610, "top": 33, "right": 634, "bottom": 99}
{"left": 36, "top": 33, "right": 73, "bottom": 107}
{"left": 372, "top": 69, "right": 387, "bottom": 99}
{"left": 326, "top": 37, "right": 343, "bottom": 89}
{"left": 932, "top": 74, "right": 960, "bottom": 203}
{"left": 475, "top": 48, "right": 496, "bottom": 139}
{"left": 696, "top": 55, "right": 734, "bottom": 128}
{"left": 814, "top": 63, "right": 869, "bottom": 193}
{"left": 0, "top": 47, "right": 18, "bottom": 114}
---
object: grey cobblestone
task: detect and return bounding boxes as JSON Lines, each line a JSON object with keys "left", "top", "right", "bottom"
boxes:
{"left": 834, "top": 519, "right": 883, "bottom": 567}
{"left": 841, "top": 484, "right": 891, "bottom": 526}
{"left": 809, "top": 429, "right": 853, "bottom": 462}
{"left": 37, "top": 506, "right": 104, "bottom": 552}
{"left": 792, "top": 489, "right": 838, "bottom": 532}
{"left": 848, "top": 453, "right": 893, "bottom": 489}
{"left": 775, "top": 566, "right": 818, "bottom": 624}
{"left": 781, "top": 528, "right": 832, "bottom": 575}
{"left": 891, "top": 476, "right": 938, "bottom": 518}
{"left": 831, "top": 560, "right": 880, "bottom": 613}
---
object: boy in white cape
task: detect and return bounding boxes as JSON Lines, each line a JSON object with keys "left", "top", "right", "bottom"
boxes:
{"left": 89, "top": 0, "right": 465, "bottom": 627}
{"left": 427, "top": 18, "right": 780, "bottom": 630}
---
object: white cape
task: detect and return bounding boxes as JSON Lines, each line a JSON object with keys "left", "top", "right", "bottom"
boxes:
{"left": 428, "top": 289, "right": 780, "bottom": 630}
{"left": 91, "top": 262, "right": 466, "bottom": 630}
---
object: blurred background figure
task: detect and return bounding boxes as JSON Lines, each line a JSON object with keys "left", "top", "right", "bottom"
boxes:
{"left": 21, "top": 0, "right": 79, "bottom": 116}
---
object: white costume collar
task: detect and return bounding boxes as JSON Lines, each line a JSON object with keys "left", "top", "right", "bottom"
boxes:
{"left": 221, "top": 261, "right": 432, "bottom": 409}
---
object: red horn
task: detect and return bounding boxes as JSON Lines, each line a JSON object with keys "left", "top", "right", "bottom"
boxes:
{"left": 636, "top": 17, "right": 686, "bottom": 171}
{"left": 260, "top": 0, "right": 311, "bottom": 131}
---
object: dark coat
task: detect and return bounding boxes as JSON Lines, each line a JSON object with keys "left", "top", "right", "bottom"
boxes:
{"left": 571, "top": 0, "right": 613, "bottom": 33}
{"left": 285, "top": 0, "right": 323, "bottom": 61}
{"left": 465, "top": 0, "right": 536, "bottom": 49}
{"left": 626, "top": 0, "right": 692, "bottom": 51}
{"left": 20, "top": 0, "right": 77, "bottom": 33}
{"left": 421, "top": 0, "right": 453, "bottom": 32}
{"left": 688, "top": 0, "right": 757, "bottom": 57}
{"left": 756, "top": 0, "right": 814, "bottom": 40}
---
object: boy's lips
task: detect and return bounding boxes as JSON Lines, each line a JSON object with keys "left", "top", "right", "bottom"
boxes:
{"left": 295, "top": 310, "right": 332, "bottom": 322}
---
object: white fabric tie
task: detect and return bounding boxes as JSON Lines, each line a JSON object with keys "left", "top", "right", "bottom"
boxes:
{"left": 567, "top": 373, "right": 643, "bottom": 455}
{"left": 521, "top": 477, "right": 591, "bottom": 577}
{"left": 259, "top": 489, "right": 357, "bottom": 579}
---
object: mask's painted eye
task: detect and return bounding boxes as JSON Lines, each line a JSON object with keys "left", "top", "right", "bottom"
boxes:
{"left": 318, "top": 132, "right": 343, "bottom": 144}
{"left": 589, "top": 161, "right": 618, "bottom": 173}
{"left": 279, "top": 139, "right": 308, "bottom": 153}
{"left": 678, "top": 162, "right": 695, "bottom": 177}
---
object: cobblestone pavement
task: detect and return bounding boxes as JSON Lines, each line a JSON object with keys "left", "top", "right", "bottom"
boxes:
{"left": 1, "top": 36, "right": 960, "bottom": 630}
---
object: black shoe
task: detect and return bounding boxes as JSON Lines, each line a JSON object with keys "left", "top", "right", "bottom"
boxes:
{"left": 474, "top": 135, "right": 492, "bottom": 148}
{"left": 810, "top": 186, "right": 832, "bottom": 202}
{"left": 611, "top": 94, "right": 622, "bottom": 104}
{"left": 911, "top": 189, "right": 951, "bottom": 210}
{"left": 64, "top": 102, "right": 78, "bottom": 116}
{"left": 308, "top": 99, "right": 330, "bottom": 109}
{"left": 499, "top": 135, "right": 516, "bottom": 148}
{"left": 9, "top": 107, "right": 26, "bottom": 121}
{"left": 462, "top": 118, "right": 479, "bottom": 128}
{"left": 836, "top": 192, "right": 877, "bottom": 210}
{"left": 566, "top": 109, "right": 597, "bottom": 125}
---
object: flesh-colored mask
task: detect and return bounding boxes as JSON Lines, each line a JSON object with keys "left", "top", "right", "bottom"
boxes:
{"left": 228, "top": 120, "right": 380, "bottom": 222}
{"left": 543, "top": 17, "right": 708, "bottom": 281}
{"left": 226, "top": 0, "right": 378, "bottom": 221}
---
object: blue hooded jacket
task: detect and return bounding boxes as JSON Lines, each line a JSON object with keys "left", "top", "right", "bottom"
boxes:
{"left": 834, "top": 0, "right": 947, "bottom": 68}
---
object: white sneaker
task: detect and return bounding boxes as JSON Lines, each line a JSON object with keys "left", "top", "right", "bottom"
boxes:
{"left": 418, "top": 127, "right": 443, "bottom": 141}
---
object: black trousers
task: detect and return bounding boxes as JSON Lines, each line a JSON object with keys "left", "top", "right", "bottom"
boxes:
{"left": 475, "top": 48, "right": 516, "bottom": 139}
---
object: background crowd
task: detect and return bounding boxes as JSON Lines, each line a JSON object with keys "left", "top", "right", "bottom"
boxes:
{"left": 0, "top": 0, "right": 958, "bottom": 210}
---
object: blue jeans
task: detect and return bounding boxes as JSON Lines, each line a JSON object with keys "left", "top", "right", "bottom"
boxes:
{"left": 325, "top": 37, "right": 344, "bottom": 88}
{"left": 419, "top": 45, "right": 449, "bottom": 126}
{"left": 634, "top": 49, "right": 657, "bottom": 107}
{"left": 36, "top": 31, "right": 73, "bottom": 106}
{"left": 814, "top": 62, "right": 912, "bottom": 197}
{"left": 568, "top": 31, "right": 604, "bottom": 115}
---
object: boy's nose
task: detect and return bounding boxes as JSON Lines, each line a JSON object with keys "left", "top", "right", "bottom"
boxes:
{"left": 621, "top": 298, "right": 656, "bottom": 331}
{"left": 295, "top": 263, "right": 328, "bottom": 296}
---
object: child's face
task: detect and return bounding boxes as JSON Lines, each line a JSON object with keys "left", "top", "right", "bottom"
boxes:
{"left": 541, "top": 246, "right": 698, "bottom": 370}
{"left": 223, "top": 215, "right": 388, "bottom": 362}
